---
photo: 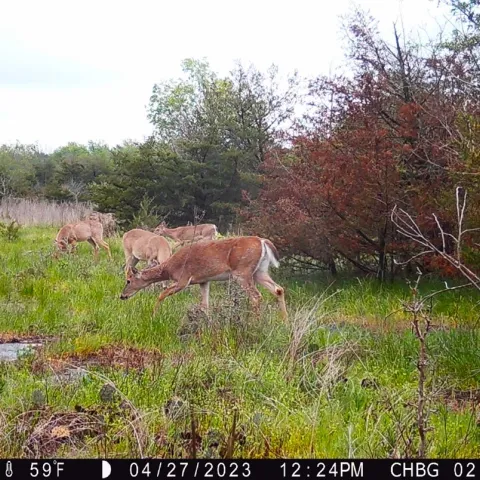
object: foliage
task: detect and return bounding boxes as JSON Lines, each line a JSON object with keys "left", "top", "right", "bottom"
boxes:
{"left": 243, "top": 7, "right": 480, "bottom": 280}
{"left": 0, "top": 144, "right": 39, "bottom": 198}
{"left": 131, "top": 196, "right": 161, "bottom": 230}
{"left": 146, "top": 59, "right": 300, "bottom": 229}
{"left": 89, "top": 140, "right": 195, "bottom": 227}
{"left": 0, "top": 219, "right": 21, "bottom": 241}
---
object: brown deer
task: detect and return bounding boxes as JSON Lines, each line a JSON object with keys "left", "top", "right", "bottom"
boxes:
{"left": 153, "top": 222, "right": 218, "bottom": 245}
{"left": 122, "top": 229, "right": 172, "bottom": 282}
{"left": 55, "top": 219, "right": 112, "bottom": 260}
{"left": 120, "top": 236, "right": 287, "bottom": 320}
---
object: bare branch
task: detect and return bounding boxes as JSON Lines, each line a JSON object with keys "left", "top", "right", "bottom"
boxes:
{"left": 393, "top": 250, "right": 433, "bottom": 265}
{"left": 391, "top": 189, "right": 480, "bottom": 290}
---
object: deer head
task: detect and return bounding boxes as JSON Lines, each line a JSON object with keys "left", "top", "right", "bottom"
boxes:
{"left": 54, "top": 238, "right": 68, "bottom": 252}
{"left": 120, "top": 266, "right": 164, "bottom": 299}
{"left": 153, "top": 221, "right": 167, "bottom": 235}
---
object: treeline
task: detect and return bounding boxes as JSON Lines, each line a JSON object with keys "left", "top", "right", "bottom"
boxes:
{"left": 0, "top": 58, "right": 298, "bottom": 232}
{"left": 3, "top": 1, "right": 480, "bottom": 279}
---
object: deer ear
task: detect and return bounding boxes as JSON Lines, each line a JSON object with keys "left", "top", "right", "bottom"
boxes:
{"left": 126, "top": 266, "right": 137, "bottom": 276}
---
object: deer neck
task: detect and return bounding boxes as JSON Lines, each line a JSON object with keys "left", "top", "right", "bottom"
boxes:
{"left": 140, "top": 264, "right": 168, "bottom": 284}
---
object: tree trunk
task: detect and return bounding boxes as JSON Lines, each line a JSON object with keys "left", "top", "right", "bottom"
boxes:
{"left": 377, "top": 249, "right": 386, "bottom": 282}
{"left": 328, "top": 257, "right": 337, "bottom": 276}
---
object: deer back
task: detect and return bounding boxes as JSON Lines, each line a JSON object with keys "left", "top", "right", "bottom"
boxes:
{"left": 162, "top": 236, "right": 263, "bottom": 283}
{"left": 123, "top": 229, "right": 171, "bottom": 263}
{"left": 148, "top": 235, "right": 172, "bottom": 263}
{"left": 167, "top": 224, "right": 217, "bottom": 242}
{"left": 87, "top": 220, "right": 104, "bottom": 241}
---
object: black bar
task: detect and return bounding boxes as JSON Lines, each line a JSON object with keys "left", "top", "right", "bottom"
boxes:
{"left": 0, "top": 459, "right": 477, "bottom": 480}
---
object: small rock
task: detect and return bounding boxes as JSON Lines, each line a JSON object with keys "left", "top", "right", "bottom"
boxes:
{"left": 206, "top": 429, "right": 223, "bottom": 448}
{"left": 361, "top": 378, "right": 379, "bottom": 389}
{"left": 164, "top": 396, "right": 188, "bottom": 420}
{"left": 32, "top": 389, "right": 46, "bottom": 408}
{"left": 253, "top": 412, "right": 263, "bottom": 425}
{"left": 51, "top": 426, "right": 70, "bottom": 439}
{"left": 99, "top": 383, "right": 116, "bottom": 403}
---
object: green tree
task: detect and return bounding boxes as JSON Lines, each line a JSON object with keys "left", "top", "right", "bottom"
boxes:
{"left": 0, "top": 144, "right": 38, "bottom": 197}
{"left": 90, "top": 140, "right": 193, "bottom": 227}
{"left": 48, "top": 142, "right": 113, "bottom": 201}
{"left": 147, "top": 58, "right": 300, "bottom": 228}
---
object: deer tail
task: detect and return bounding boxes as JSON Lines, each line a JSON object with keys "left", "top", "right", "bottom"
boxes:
{"left": 263, "top": 239, "right": 280, "bottom": 268}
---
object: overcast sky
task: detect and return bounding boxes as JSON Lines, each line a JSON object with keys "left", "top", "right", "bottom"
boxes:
{"left": 0, "top": 0, "right": 452, "bottom": 152}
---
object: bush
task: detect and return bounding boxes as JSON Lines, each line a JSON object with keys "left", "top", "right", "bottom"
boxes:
{"left": 0, "top": 220, "right": 21, "bottom": 241}
{"left": 131, "top": 196, "right": 160, "bottom": 230}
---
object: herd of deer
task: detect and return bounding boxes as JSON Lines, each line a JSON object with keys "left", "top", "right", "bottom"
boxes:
{"left": 54, "top": 215, "right": 288, "bottom": 320}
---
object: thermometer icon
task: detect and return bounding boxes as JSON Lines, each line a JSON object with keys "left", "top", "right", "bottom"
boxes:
{"left": 5, "top": 461, "right": 13, "bottom": 478}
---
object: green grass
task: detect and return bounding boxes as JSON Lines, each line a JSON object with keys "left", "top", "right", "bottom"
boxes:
{"left": 0, "top": 226, "right": 479, "bottom": 458}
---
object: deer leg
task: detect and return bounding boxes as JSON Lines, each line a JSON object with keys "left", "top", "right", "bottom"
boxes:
{"left": 254, "top": 271, "right": 288, "bottom": 321}
{"left": 234, "top": 276, "right": 262, "bottom": 318}
{"left": 69, "top": 239, "right": 78, "bottom": 254}
{"left": 153, "top": 277, "right": 192, "bottom": 315}
{"left": 97, "top": 239, "right": 112, "bottom": 260}
{"left": 199, "top": 282, "right": 210, "bottom": 313}
{"left": 87, "top": 238, "right": 99, "bottom": 262}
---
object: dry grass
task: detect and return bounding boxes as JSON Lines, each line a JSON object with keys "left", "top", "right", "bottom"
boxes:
{"left": 0, "top": 197, "right": 118, "bottom": 236}
{"left": 0, "top": 197, "right": 94, "bottom": 227}
{"left": 23, "top": 409, "right": 105, "bottom": 457}
{"left": 0, "top": 197, "right": 93, "bottom": 227}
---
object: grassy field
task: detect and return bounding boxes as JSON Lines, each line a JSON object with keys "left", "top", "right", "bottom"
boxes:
{"left": 0, "top": 226, "right": 479, "bottom": 458}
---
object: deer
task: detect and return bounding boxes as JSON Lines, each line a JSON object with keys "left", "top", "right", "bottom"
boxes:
{"left": 122, "top": 229, "right": 172, "bottom": 287}
{"left": 54, "top": 218, "right": 112, "bottom": 260}
{"left": 120, "top": 236, "right": 287, "bottom": 320}
{"left": 153, "top": 221, "right": 218, "bottom": 246}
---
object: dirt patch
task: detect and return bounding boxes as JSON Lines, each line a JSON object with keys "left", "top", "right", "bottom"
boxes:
{"left": 32, "top": 345, "right": 165, "bottom": 375}
{"left": 0, "top": 332, "right": 55, "bottom": 344}
{"left": 439, "top": 388, "right": 480, "bottom": 411}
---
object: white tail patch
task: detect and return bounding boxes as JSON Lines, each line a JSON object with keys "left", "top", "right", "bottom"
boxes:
{"left": 264, "top": 240, "right": 280, "bottom": 268}
{"left": 255, "top": 239, "right": 279, "bottom": 273}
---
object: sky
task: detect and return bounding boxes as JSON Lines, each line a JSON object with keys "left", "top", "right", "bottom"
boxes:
{"left": 0, "top": 0, "right": 453, "bottom": 152}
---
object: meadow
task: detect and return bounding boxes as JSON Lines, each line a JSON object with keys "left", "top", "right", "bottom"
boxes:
{"left": 0, "top": 226, "right": 479, "bottom": 458}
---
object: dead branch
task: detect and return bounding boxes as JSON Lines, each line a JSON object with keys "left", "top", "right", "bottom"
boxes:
{"left": 391, "top": 186, "right": 480, "bottom": 290}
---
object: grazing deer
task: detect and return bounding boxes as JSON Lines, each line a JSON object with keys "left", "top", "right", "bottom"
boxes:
{"left": 153, "top": 222, "right": 218, "bottom": 245}
{"left": 120, "top": 236, "right": 287, "bottom": 320}
{"left": 54, "top": 219, "right": 112, "bottom": 260}
{"left": 122, "top": 229, "right": 172, "bottom": 283}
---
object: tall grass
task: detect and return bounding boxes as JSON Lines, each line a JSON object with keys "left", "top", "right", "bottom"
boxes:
{"left": 0, "top": 227, "right": 478, "bottom": 458}
{"left": 0, "top": 197, "right": 94, "bottom": 227}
